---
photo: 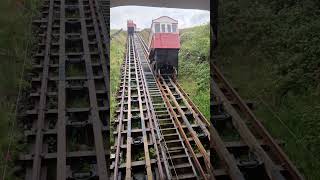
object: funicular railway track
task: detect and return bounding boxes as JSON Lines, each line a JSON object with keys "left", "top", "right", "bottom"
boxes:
{"left": 112, "top": 32, "right": 213, "bottom": 179}
{"left": 137, "top": 32, "right": 213, "bottom": 180}
{"left": 139, "top": 35, "right": 213, "bottom": 179}
{"left": 11, "top": 0, "right": 304, "bottom": 178}
{"left": 17, "top": 0, "right": 110, "bottom": 179}
{"left": 210, "top": 63, "right": 304, "bottom": 180}
{"left": 133, "top": 28, "right": 304, "bottom": 179}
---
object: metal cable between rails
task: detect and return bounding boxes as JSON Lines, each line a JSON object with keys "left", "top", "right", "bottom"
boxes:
{"left": 134, "top": 33, "right": 180, "bottom": 179}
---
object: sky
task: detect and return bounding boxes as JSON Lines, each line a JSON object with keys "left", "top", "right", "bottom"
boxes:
{"left": 111, "top": 6, "right": 209, "bottom": 30}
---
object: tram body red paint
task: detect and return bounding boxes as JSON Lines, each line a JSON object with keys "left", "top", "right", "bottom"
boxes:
{"left": 150, "top": 33, "right": 180, "bottom": 49}
{"left": 148, "top": 16, "right": 180, "bottom": 76}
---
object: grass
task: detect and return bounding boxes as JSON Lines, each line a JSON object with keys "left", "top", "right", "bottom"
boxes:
{"left": 219, "top": 52, "right": 320, "bottom": 179}
{"left": 110, "top": 26, "right": 210, "bottom": 122}
{"left": 140, "top": 28, "right": 150, "bottom": 43}
{"left": 109, "top": 27, "right": 210, "bottom": 156}
{"left": 0, "top": 0, "right": 39, "bottom": 179}
{"left": 223, "top": 56, "right": 320, "bottom": 179}
{"left": 149, "top": 147, "right": 156, "bottom": 159}
{"left": 110, "top": 30, "right": 127, "bottom": 146}
{"left": 178, "top": 24, "right": 210, "bottom": 120}
{"left": 66, "top": 63, "right": 86, "bottom": 77}
{"left": 217, "top": 1, "right": 320, "bottom": 178}
{"left": 67, "top": 95, "right": 89, "bottom": 108}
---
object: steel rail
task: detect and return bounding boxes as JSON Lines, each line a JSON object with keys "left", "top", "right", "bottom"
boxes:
{"left": 149, "top": 90, "right": 180, "bottom": 180}
{"left": 125, "top": 35, "right": 133, "bottom": 179}
{"left": 139, "top": 32, "right": 214, "bottom": 178}
{"left": 32, "top": 0, "right": 54, "bottom": 178}
{"left": 174, "top": 80, "right": 210, "bottom": 127}
{"left": 213, "top": 64, "right": 304, "bottom": 180}
{"left": 139, "top": 30, "right": 277, "bottom": 180}
{"left": 89, "top": 0, "right": 111, "bottom": 174}
{"left": 141, "top": 29, "right": 241, "bottom": 178}
{"left": 159, "top": 75, "right": 213, "bottom": 178}
{"left": 212, "top": 79, "right": 286, "bottom": 180}
{"left": 169, "top": 78, "right": 210, "bottom": 138}
{"left": 163, "top": 77, "right": 211, "bottom": 170}
{"left": 135, "top": 33, "right": 192, "bottom": 179}
{"left": 131, "top": 35, "right": 153, "bottom": 179}
{"left": 157, "top": 57, "right": 245, "bottom": 180}
{"left": 138, "top": 31, "right": 243, "bottom": 180}
{"left": 133, "top": 34, "right": 166, "bottom": 179}
{"left": 157, "top": 75, "right": 208, "bottom": 179}
{"left": 20, "top": 0, "right": 111, "bottom": 179}
{"left": 92, "top": 0, "right": 110, "bottom": 90}
{"left": 79, "top": 0, "right": 108, "bottom": 178}
{"left": 134, "top": 34, "right": 179, "bottom": 180}
{"left": 208, "top": 125, "right": 246, "bottom": 180}
{"left": 113, "top": 36, "right": 130, "bottom": 180}
{"left": 114, "top": 34, "right": 158, "bottom": 179}
{"left": 136, "top": 33, "right": 149, "bottom": 55}
{"left": 56, "top": 0, "right": 66, "bottom": 178}
{"left": 97, "top": 0, "right": 110, "bottom": 30}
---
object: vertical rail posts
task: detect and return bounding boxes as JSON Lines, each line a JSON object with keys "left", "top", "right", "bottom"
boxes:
{"left": 113, "top": 37, "right": 129, "bottom": 180}
{"left": 32, "top": 0, "right": 54, "bottom": 178}
{"left": 212, "top": 68, "right": 286, "bottom": 180}
{"left": 131, "top": 37, "right": 153, "bottom": 179}
{"left": 78, "top": 0, "right": 108, "bottom": 178}
{"left": 134, "top": 34, "right": 166, "bottom": 180}
{"left": 89, "top": 0, "right": 111, "bottom": 174}
{"left": 57, "top": 0, "right": 66, "bottom": 178}
{"left": 125, "top": 35, "right": 133, "bottom": 179}
{"left": 157, "top": 76, "right": 211, "bottom": 179}
{"left": 20, "top": 0, "right": 110, "bottom": 179}
{"left": 213, "top": 64, "right": 304, "bottom": 180}
{"left": 113, "top": 37, "right": 130, "bottom": 180}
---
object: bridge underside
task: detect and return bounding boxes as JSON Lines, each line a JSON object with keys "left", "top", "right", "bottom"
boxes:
{"left": 111, "top": 0, "right": 210, "bottom": 10}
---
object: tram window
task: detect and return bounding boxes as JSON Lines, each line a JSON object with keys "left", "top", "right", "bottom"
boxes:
{"left": 172, "top": 24, "right": 177, "bottom": 32}
{"left": 161, "top": 24, "right": 166, "bottom": 32}
{"left": 155, "top": 23, "right": 160, "bottom": 33}
{"left": 167, "top": 24, "right": 171, "bottom": 32}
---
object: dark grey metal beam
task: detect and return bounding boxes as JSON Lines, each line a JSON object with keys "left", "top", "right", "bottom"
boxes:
{"left": 32, "top": 0, "right": 54, "bottom": 178}
{"left": 56, "top": 0, "right": 66, "bottom": 179}
{"left": 79, "top": 0, "right": 108, "bottom": 178}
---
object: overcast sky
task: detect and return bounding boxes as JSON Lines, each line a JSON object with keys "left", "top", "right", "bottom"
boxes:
{"left": 111, "top": 6, "right": 209, "bottom": 30}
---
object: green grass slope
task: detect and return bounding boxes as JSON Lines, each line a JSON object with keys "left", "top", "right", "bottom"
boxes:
{"left": 110, "top": 25, "right": 210, "bottom": 133}
{"left": 217, "top": 0, "right": 320, "bottom": 178}
{"left": 178, "top": 24, "right": 210, "bottom": 120}
{"left": 140, "top": 28, "right": 150, "bottom": 43}
{"left": 110, "top": 31, "right": 127, "bottom": 145}
{"left": 0, "top": 0, "right": 39, "bottom": 178}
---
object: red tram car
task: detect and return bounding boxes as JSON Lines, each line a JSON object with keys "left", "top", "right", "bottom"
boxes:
{"left": 127, "top": 20, "right": 136, "bottom": 35}
{"left": 148, "top": 16, "right": 180, "bottom": 76}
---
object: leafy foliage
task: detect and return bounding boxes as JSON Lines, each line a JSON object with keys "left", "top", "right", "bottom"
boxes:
{"left": 180, "top": 25, "right": 210, "bottom": 62}
{"left": 0, "top": 0, "right": 39, "bottom": 178}
{"left": 110, "top": 31, "right": 127, "bottom": 146}
{"left": 178, "top": 24, "right": 210, "bottom": 119}
{"left": 218, "top": 0, "right": 320, "bottom": 178}
{"left": 140, "top": 28, "right": 150, "bottom": 43}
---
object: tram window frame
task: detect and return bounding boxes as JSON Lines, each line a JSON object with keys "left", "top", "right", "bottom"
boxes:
{"left": 172, "top": 24, "right": 177, "bottom": 32}
{"left": 155, "top": 23, "right": 160, "bottom": 33}
{"left": 161, "top": 24, "right": 166, "bottom": 32}
{"left": 167, "top": 24, "right": 172, "bottom": 32}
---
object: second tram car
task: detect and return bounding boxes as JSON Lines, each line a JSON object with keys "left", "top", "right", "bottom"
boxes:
{"left": 148, "top": 16, "right": 180, "bottom": 76}
{"left": 127, "top": 20, "right": 136, "bottom": 35}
